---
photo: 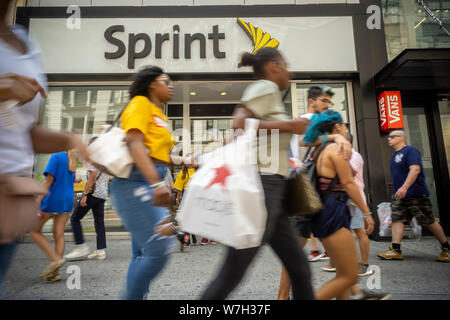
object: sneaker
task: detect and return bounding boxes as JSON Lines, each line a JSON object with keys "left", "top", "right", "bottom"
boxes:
{"left": 319, "top": 252, "right": 330, "bottom": 261}
{"left": 352, "top": 289, "right": 391, "bottom": 300}
{"left": 320, "top": 265, "right": 336, "bottom": 272}
{"left": 358, "top": 263, "right": 374, "bottom": 277}
{"left": 88, "top": 250, "right": 106, "bottom": 260}
{"left": 184, "top": 234, "right": 191, "bottom": 248}
{"left": 210, "top": 240, "right": 217, "bottom": 245}
{"left": 308, "top": 251, "right": 324, "bottom": 262}
{"left": 64, "top": 248, "right": 90, "bottom": 261}
{"left": 201, "top": 238, "right": 209, "bottom": 245}
{"left": 377, "top": 247, "right": 403, "bottom": 260}
{"left": 436, "top": 248, "right": 450, "bottom": 263}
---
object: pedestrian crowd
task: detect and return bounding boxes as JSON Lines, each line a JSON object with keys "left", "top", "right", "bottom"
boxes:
{"left": 0, "top": 0, "right": 448, "bottom": 300}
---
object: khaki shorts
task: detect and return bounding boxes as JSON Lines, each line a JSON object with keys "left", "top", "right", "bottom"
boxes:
{"left": 391, "top": 196, "right": 435, "bottom": 226}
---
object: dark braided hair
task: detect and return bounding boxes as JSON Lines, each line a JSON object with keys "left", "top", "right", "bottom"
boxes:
{"left": 129, "top": 66, "right": 164, "bottom": 99}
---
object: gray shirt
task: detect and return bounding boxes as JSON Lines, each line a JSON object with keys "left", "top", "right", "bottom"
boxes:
{"left": 0, "top": 25, "right": 47, "bottom": 177}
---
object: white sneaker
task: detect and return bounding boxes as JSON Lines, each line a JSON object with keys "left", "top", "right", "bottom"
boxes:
{"left": 88, "top": 250, "right": 106, "bottom": 260}
{"left": 64, "top": 248, "right": 89, "bottom": 261}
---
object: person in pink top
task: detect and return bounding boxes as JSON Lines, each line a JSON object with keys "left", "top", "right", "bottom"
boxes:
{"left": 347, "top": 134, "right": 372, "bottom": 277}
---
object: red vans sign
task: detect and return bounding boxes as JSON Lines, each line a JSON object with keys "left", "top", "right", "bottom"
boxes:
{"left": 378, "top": 91, "right": 404, "bottom": 132}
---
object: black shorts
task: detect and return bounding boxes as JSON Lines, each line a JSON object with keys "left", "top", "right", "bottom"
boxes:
{"left": 290, "top": 216, "right": 312, "bottom": 239}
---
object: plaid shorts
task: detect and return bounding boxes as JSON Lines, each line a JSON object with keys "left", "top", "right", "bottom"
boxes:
{"left": 391, "top": 196, "right": 436, "bottom": 226}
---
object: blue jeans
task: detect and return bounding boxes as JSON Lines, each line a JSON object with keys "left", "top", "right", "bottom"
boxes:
{"left": 109, "top": 165, "right": 174, "bottom": 300}
{"left": 0, "top": 242, "right": 17, "bottom": 299}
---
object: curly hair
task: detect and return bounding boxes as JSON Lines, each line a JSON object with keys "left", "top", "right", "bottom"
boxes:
{"left": 129, "top": 66, "right": 164, "bottom": 99}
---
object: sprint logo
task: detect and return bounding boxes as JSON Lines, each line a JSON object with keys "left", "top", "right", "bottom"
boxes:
{"left": 237, "top": 18, "right": 280, "bottom": 55}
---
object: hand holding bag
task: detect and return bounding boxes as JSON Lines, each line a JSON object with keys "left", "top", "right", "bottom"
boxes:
{"left": 176, "top": 119, "right": 267, "bottom": 250}
{"left": 0, "top": 175, "right": 47, "bottom": 244}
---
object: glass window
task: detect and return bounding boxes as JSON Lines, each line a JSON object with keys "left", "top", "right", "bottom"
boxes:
{"left": 190, "top": 118, "right": 233, "bottom": 154}
{"left": 403, "top": 107, "right": 440, "bottom": 218}
{"left": 295, "top": 83, "right": 349, "bottom": 123}
{"left": 36, "top": 86, "right": 129, "bottom": 233}
{"left": 382, "top": 0, "right": 450, "bottom": 61}
{"left": 439, "top": 98, "right": 450, "bottom": 180}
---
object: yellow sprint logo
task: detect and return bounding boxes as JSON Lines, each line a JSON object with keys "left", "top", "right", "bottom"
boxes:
{"left": 237, "top": 18, "right": 279, "bottom": 55}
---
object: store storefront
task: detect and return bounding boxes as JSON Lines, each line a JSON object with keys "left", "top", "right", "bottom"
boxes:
{"left": 17, "top": 1, "right": 448, "bottom": 236}
{"left": 375, "top": 48, "right": 450, "bottom": 235}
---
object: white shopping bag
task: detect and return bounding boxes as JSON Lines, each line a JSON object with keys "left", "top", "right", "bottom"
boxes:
{"left": 377, "top": 202, "right": 392, "bottom": 237}
{"left": 176, "top": 119, "right": 267, "bottom": 250}
{"left": 88, "top": 127, "right": 134, "bottom": 178}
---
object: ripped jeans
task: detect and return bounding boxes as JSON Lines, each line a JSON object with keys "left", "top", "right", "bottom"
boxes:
{"left": 109, "top": 164, "right": 175, "bottom": 300}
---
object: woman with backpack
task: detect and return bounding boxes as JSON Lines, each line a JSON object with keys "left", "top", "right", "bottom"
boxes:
{"left": 303, "top": 109, "right": 375, "bottom": 300}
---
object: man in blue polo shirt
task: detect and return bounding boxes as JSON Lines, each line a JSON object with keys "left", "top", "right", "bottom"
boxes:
{"left": 378, "top": 130, "right": 449, "bottom": 262}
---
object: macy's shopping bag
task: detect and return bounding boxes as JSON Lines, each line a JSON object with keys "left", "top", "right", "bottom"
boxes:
{"left": 176, "top": 119, "right": 267, "bottom": 250}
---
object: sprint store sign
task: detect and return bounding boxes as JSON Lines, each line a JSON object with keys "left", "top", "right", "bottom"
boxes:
{"left": 29, "top": 17, "right": 357, "bottom": 73}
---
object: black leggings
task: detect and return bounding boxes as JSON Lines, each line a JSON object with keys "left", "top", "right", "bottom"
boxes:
{"left": 200, "top": 175, "right": 314, "bottom": 300}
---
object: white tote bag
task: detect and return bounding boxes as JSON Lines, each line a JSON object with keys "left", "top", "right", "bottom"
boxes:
{"left": 176, "top": 119, "right": 267, "bottom": 250}
{"left": 88, "top": 113, "right": 134, "bottom": 179}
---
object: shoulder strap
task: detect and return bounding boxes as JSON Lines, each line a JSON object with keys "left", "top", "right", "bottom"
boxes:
{"left": 105, "top": 106, "right": 127, "bottom": 133}
{"left": 314, "top": 142, "right": 340, "bottom": 201}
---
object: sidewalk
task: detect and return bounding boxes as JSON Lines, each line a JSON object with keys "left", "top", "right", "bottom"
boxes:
{"left": 2, "top": 236, "right": 449, "bottom": 300}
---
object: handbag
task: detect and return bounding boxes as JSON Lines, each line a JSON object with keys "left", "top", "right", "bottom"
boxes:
{"left": 87, "top": 108, "right": 134, "bottom": 179}
{"left": 0, "top": 175, "right": 47, "bottom": 244}
{"left": 285, "top": 143, "right": 337, "bottom": 217}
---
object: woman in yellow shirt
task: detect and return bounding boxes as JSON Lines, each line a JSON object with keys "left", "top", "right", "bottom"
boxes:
{"left": 109, "top": 66, "right": 191, "bottom": 300}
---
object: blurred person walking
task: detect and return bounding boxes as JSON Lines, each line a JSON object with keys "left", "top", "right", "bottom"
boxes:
{"left": 31, "top": 151, "right": 77, "bottom": 281}
{"left": 0, "top": 0, "right": 88, "bottom": 292}
{"left": 174, "top": 164, "right": 198, "bottom": 248}
{"left": 277, "top": 85, "right": 349, "bottom": 300}
{"left": 109, "top": 66, "right": 192, "bottom": 300}
{"left": 201, "top": 48, "right": 338, "bottom": 300}
{"left": 302, "top": 110, "right": 375, "bottom": 300}
{"left": 65, "top": 137, "right": 109, "bottom": 261}
{"left": 377, "top": 130, "right": 449, "bottom": 262}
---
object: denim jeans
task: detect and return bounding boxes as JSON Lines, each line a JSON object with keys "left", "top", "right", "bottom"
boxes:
{"left": 109, "top": 165, "right": 174, "bottom": 300}
{"left": 71, "top": 194, "right": 106, "bottom": 250}
{"left": 0, "top": 242, "right": 17, "bottom": 299}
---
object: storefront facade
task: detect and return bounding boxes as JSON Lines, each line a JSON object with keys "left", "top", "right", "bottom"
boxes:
{"left": 13, "top": 0, "right": 449, "bottom": 236}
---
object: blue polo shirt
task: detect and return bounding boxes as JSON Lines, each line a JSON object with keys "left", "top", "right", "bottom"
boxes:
{"left": 390, "top": 145, "right": 429, "bottom": 198}
{"left": 40, "top": 152, "right": 75, "bottom": 213}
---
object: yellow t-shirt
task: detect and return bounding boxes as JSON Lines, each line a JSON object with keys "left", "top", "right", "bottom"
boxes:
{"left": 121, "top": 96, "right": 175, "bottom": 163}
{"left": 174, "top": 168, "right": 196, "bottom": 191}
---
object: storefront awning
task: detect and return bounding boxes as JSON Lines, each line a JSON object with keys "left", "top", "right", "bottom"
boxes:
{"left": 375, "top": 49, "right": 450, "bottom": 92}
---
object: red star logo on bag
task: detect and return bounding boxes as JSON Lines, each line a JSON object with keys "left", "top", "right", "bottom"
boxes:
{"left": 206, "top": 165, "right": 232, "bottom": 190}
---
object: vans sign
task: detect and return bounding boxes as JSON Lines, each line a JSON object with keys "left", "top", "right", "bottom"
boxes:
{"left": 378, "top": 91, "right": 404, "bottom": 132}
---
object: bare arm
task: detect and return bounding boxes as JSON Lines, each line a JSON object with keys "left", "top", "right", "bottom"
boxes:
{"left": 300, "top": 134, "right": 352, "bottom": 160}
{"left": 36, "top": 174, "right": 54, "bottom": 204}
{"left": 395, "top": 164, "right": 421, "bottom": 199}
{"left": 232, "top": 106, "right": 309, "bottom": 134}
{"left": 126, "top": 129, "right": 172, "bottom": 207}
{"left": 29, "top": 126, "right": 90, "bottom": 162}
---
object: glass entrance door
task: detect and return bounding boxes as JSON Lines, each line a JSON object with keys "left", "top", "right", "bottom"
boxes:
{"left": 403, "top": 107, "right": 440, "bottom": 218}
{"left": 438, "top": 98, "right": 450, "bottom": 181}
